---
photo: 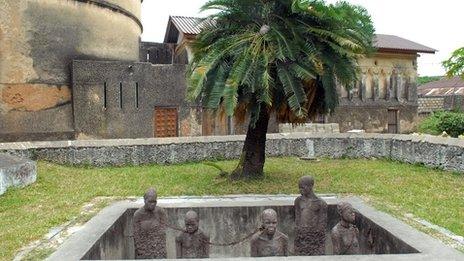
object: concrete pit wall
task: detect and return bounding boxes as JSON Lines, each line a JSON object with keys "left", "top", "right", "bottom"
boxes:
{"left": 0, "top": 0, "right": 142, "bottom": 141}
{"left": 83, "top": 204, "right": 417, "bottom": 259}
{"left": 50, "top": 196, "right": 464, "bottom": 261}
{"left": 0, "top": 133, "right": 463, "bottom": 173}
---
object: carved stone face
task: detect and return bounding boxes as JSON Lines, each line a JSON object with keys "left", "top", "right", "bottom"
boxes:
{"left": 299, "top": 183, "right": 312, "bottom": 196}
{"left": 144, "top": 195, "right": 157, "bottom": 212}
{"left": 298, "top": 176, "right": 314, "bottom": 196}
{"left": 262, "top": 211, "right": 278, "bottom": 236}
{"left": 341, "top": 205, "right": 356, "bottom": 224}
{"left": 185, "top": 217, "right": 199, "bottom": 234}
{"left": 184, "top": 211, "right": 199, "bottom": 234}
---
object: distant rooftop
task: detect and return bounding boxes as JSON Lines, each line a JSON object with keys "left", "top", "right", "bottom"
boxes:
{"left": 418, "top": 77, "right": 464, "bottom": 96}
{"left": 374, "top": 34, "right": 436, "bottom": 54}
{"left": 164, "top": 16, "right": 437, "bottom": 54}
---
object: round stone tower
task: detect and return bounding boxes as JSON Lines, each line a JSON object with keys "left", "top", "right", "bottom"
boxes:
{"left": 0, "top": 0, "right": 142, "bottom": 141}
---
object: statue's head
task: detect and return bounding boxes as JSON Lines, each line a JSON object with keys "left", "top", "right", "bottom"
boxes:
{"left": 298, "top": 176, "right": 314, "bottom": 196}
{"left": 337, "top": 202, "right": 356, "bottom": 223}
{"left": 143, "top": 188, "right": 157, "bottom": 212}
{"left": 184, "top": 210, "right": 199, "bottom": 234}
{"left": 261, "top": 209, "right": 278, "bottom": 236}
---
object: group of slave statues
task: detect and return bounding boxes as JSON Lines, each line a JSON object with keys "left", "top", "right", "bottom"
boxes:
{"left": 132, "top": 176, "right": 360, "bottom": 259}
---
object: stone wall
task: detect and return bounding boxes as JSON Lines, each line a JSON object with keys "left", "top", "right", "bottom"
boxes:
{"left": 418, "top": 95, "right": 464, "bottom": 114}
{"left": 328, "top": 103, "right": 418, "bottom": 133}
{"left": 139, "top": 42, "right": 188, "bottom": 65}
{"left": 279, "top": 123, "right": 340, "bottom": 134}
{"left": 0, "top": 133, "right": 463, "bottom": 173}
{"left": 0, "top": 0, "right": 142, "bottom": 142}
{"left": 72, "top": 60, "right": 200, "bottom": 139}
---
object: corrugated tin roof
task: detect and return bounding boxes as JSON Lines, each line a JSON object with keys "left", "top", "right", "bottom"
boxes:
{"left": 418, "top": 77, "right": 464, "bottom": 96}
{"left": 170, "top": 16, "right": 213, "bottom": 35}
{"left": 166, "top": 17, "right": 436, "bottom": 54}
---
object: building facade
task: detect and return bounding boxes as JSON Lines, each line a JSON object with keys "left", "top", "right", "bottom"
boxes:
{"left": 162, "top": 16, "right": 436, "bottom": 134}
{"left": 0, "top": 9, "right": 436, "bottom": 141}
{"left": 0, "top": 0, "right": 142, "bottom": 141}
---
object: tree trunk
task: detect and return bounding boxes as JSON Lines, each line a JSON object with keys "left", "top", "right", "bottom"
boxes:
{"left": 231, "top": 108, "right": 270, "bottom": 179}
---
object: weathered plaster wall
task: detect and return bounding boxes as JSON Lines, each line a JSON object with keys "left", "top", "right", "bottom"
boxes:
{"left": 1, "top": 133, "right": 463, "bottom": 173}
{"left": 328, "top": 104, "right": 418, "bottom": 133}
{"left": 331, "top": 53, "right": 419, "bottom": 133}
{"left": 72, "top": 60, "right": 199, "bottom": 139}
{"left": 0, "top": 0, "right": 142, "bottom": 141}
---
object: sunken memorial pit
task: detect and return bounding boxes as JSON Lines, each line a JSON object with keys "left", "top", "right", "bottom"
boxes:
{"left": 48, "top": 179, "right": 462, "bottom": 260}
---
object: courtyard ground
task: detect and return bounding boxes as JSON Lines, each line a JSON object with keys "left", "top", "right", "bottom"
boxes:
{"left": 0, "top": 157, "right": 463, "bottom": 260}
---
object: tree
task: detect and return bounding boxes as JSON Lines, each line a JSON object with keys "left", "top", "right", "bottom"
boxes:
{"left": 187, "top": 0, "right": 375, "bottom": 179}
{"left": 443, "top": 47, "right": 464, "bottom": 79}
{"left": 417, "top": 76, "right": 442, "bottom": 86}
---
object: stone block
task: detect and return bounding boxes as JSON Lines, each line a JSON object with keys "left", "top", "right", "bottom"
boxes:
{"left": 0, "top": 153, "right": 37, "bottom": 195}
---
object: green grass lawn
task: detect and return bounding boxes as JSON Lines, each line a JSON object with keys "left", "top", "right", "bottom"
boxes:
{"left": 0, "top": 158, "right": 463, "bottom": 260}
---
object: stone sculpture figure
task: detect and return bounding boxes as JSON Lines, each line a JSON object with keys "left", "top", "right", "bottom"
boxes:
{"left": 294, "top": 176, "right": 328, "bottom": 255}
{"left": 175, "top": 210, "right": 210, "bottom": 258}
{"left": 250, "top": 209, "right": 289, "bottom": 257}
{"left": 331, "top": 202, "right": 360, "bottom": 255}
{"left": 132, "top": 188, "right": 167, "bottom": 259}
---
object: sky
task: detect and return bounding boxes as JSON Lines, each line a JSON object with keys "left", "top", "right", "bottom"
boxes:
{"left": 141, "top": 0, "right": 464, "bottom": 77}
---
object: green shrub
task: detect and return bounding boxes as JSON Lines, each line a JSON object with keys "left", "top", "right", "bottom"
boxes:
{"left": 419, "top": 111, "right": 464, "bottom": 137}
{"left": 418, "top": 112, "right": 442, "bottom": 135}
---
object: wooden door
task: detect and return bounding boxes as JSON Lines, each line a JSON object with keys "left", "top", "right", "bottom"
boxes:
{"left": 154, "top": 107, "right": 178, "bottom": 137}
{"left": 387, "top": 109, "right": 398, "bottom": 134}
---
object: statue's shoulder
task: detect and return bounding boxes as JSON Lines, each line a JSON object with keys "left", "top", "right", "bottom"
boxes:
{"left": 133, "top": 208, "right": 145, "bottom": 219}
{"left": 250, "top": 232, "right": 261, "bottom": 243}
{"left": 198, "top": 230, "right": 209, "bottom": 240}
{"left": 176, "top": 232, "right": 186, "bottom": 242}
{"left": 154, "top": 206, "right": 167, "bottom": 216}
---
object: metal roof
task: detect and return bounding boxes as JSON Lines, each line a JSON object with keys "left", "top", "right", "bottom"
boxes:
{"left": 165, "top": 17, "right": 437, "bottom": 54}
{"left": 418, "top": 77, "right": 464, "bottom": 96}
{"left": 170, "top": 16, "right": 209, "bottom": 35}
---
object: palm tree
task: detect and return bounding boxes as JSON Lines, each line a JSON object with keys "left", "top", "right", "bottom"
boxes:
{"left": 187, "top": 0, "right": 375, "bottom": 179}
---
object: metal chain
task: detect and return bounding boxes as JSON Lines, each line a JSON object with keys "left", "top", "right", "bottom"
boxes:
{"left": 154, "top": 221, "right": 316, "bottom": 255}
{"left": 161, "top": 220, "right": 263, "bottom": 246}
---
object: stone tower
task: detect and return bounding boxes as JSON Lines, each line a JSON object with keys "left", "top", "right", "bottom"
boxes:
{"left": 0, "top": 0, "right": 142, "bottom": 141}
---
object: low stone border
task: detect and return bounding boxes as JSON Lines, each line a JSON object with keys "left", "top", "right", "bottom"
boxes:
{"left": 0, "top": 133, "right": 463, "bottom": 173}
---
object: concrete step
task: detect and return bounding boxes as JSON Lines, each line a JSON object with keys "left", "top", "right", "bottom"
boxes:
{"left": 0, "top": 153, "right": 37, "bottom": 195}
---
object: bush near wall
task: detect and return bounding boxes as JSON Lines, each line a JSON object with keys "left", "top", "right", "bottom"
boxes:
{"left": 419, "top": 111, "right": 464, "bottom": 137}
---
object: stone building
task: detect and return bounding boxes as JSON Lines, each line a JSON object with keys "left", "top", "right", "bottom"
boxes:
{"left": 162, "top": 16, "right": 437, "bottom": 134}
{"left": 0, "top": 0, "right": 143, "bottom": 141}
{"left": 0, "top": 7, "right": 436, "bottom": 141}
